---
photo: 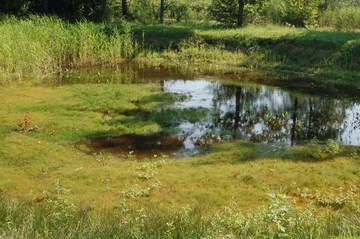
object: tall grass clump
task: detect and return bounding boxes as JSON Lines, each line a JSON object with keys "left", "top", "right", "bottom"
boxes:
{"left": 0, "top": 15, "right": 136, "bottom": 83}
{"left": 318, "top": 6, "right": 360, "bottom": 30}
{"left": 1, "top": 191, "right": 360, "bottom": 238}
{"left": 318, "top": 1, "right": 360, "bottom": 30}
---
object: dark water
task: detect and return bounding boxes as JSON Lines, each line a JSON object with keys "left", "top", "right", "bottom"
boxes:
{"left": 58, "top": 68, "right": 360, "bottom": 158}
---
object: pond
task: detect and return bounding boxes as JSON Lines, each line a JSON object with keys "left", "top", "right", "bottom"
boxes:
{"left": 55, "top": 67, "right": 360, "bottom": 158}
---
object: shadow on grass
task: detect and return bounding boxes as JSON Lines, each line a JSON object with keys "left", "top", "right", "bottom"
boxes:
{"left": 196, "top": 140, "right": 355, "bottom": 165}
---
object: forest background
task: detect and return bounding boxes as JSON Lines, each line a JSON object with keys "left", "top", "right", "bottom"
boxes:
{"left": 2, "top": 0, "right": 360, "bottom": 30}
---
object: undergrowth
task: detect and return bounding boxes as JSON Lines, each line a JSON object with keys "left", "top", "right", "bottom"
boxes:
{"left": 0, "top": 189, "right": 359, "bottom": 238}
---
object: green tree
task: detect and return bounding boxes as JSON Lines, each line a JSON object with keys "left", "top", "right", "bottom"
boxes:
{"left": 208, "top": 0, "right": 246, "bottom": 27}
{"left": 130, "top": 0, "right": 158, "bottom": 24}
{"left": 237, "top": 0, "right": 245, "bottom": 26}
{"left": 0, "top": 0, "right": 106, "bottom": 21}
{"left": 160, "top": 0, "right": 165, "bottom": 23}
{"left": 122, "top": 0, "right": 128, "bottom": 17}
{"left": 277, "top": 0, "right": 322, "bottom": 27}
{"left": 0, "top": 0, "right": 29, "bottom": 15}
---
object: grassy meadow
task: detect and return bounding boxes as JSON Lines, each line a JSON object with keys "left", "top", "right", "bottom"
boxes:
{"left": 1, "top": 81, "right": 360, "bottom": 238}
{"left": 1, "top": 15, "right": 360, "bottom": 238}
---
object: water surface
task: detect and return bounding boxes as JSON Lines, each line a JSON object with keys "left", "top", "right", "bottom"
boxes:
{"left": 64, "top": 68, "right": 360, "bottom": 158}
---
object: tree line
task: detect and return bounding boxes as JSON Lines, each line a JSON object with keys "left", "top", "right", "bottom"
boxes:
{"left": 1, "top": 0, "right": 359, "bottom": 27}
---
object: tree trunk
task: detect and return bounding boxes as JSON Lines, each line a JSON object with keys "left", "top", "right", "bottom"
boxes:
{"left": 102, "top": 0, "right": 107, "bottom": 21}
{"left": 237, "top": 0, "right": 245, "bottom": 27}
{"left": 291, "top": 97, "right": 298, "bottom": 146}
{"left": 233, "top": 86, "right": 241, "bottom": 139}
{"left": 43, "top": 0, "right": 48, "bottom": 13}
{"left": 160, "top": 0, "right": 165, "bottom": 24}
{"left": 122, "top": 0, "right": 128, "bottom": 17}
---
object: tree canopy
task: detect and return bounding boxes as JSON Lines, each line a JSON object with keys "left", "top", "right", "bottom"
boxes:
{"left": 0, "top": 0, "right": 359, "bottom": 28}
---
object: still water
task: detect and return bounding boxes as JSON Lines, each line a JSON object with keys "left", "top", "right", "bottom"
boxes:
{"left": 163, "top": 79, "right": 360, "bottom": 147}
{"left": 68, "top": 68, "right": 360, "bottom": 157}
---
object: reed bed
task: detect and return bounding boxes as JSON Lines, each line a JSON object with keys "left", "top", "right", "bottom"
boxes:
{"left": 0, "top": 15, "right": 136, "bottom": 82}
{"left": 318, "top": 5, "right": 360, "bottom": 30}
{"left": 1, "top": 15, "right": 360, "bottom": 84}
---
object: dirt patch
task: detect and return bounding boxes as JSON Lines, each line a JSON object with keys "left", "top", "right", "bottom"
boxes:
{"left": 76, "top": 133, "right": 187, "bottom": 159}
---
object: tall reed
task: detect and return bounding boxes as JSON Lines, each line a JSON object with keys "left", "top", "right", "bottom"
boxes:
{"left": 0, "top": 15, "right": 136, "bottom": 82}
{"left": 318, "top": 6, "right": 360, "bottom": 30}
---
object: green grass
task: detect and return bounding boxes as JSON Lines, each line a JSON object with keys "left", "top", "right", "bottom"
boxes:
{"left": 132, "top": 23, "right": 360, "bottom": 83}
{"left": 0, "top": 154, "right": 359, "bottom": 238}
{"left": 1, "top": 83, "right": 172, "bottom": 142}
{"left": 0, "top": 194, "right": 357, "bottom": 238}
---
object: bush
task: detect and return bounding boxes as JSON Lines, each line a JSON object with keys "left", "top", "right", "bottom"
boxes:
{"left": 0, "top": 0, "right": 29, "bottom": 15}
{"left": 305, "top": 137, "right": 323, "bottom": 158}
{"left": 325, "top": 139, "right": 342, "bottom": 156}
{"left": 318, "top": 5, "right": 360, "bottom": 30}
{"left": 305, "top": 138, "right": 343, "bottom": 158}
{"left": 266, "top": 0, "right": 322, "bottom": 27}
{"left": 208, "top": 0, "right": 239, "bottom": 27}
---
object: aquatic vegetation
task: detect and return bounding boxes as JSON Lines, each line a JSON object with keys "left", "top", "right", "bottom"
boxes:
{"left": 149, "top": 107, "right": 209, "bottom": 126}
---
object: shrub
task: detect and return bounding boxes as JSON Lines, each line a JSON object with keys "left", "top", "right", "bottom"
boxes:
{"left": 305, "top": 138, "right": 343, "bottom": 158}
{"left": 305, "top": 137, "right": 323, "bottom": 158}
{"left": 325, "top": 139, "right": 342, "bottom": 156}
{"left": 266, "top": 0, "right": 322, "bottom": 27}
{"left": 208, "top": 0, "right": 239, "bottom": 27}
{"left": 317, "top": 0, "right": 360, "bottom": 30}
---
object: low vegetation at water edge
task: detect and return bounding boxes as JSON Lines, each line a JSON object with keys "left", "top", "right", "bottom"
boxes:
{"left": 1, "top": 15, "right": 360, "bottom": 84}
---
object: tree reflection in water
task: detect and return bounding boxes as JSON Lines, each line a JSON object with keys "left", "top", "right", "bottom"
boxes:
{"left": 163, "top": 79, "right": 358, "bottom": 148}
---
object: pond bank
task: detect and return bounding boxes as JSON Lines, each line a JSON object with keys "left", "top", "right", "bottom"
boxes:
{"left": 1, "top": 16, "right": 360, "bottom": 87}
